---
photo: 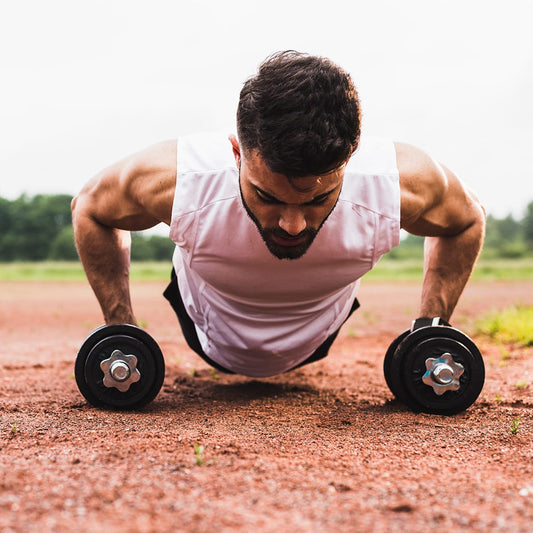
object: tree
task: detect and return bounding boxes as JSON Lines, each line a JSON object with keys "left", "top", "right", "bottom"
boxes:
{"left": 131, "top": 233, "right": 175, "bottom": 261}
{"left": 0, "top": 194, "right": 73, "bottom": 260}
{"left": 0, "top": 197, "right": 15, "bottom": 260}
{"left": 48, "top": 227, "right": 78, "bottom": 260}
{"left": 147, "top": 235, "right": 175, "bottom": 261}
{"left": 131, "top": 233, "right": 155, "bottom": 261}
{"left": 524, "top": 201, "right": 533, "bottom": 249}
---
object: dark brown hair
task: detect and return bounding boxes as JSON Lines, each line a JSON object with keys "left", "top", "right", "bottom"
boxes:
{"left": 237, "top": 51, "right": 361, "bottom": 178}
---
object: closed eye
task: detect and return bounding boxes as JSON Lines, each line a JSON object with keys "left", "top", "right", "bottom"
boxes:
{"left": 304, "top": 193, "right": 330, "bottom": 206}
{"left": 255, "top": 188, "right": 283, "bottom": 204}
{"left": 254, "top": 186, "right": 336, "bottom": 206}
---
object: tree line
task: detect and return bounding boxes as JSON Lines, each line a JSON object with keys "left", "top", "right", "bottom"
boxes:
{"left": 390, "top": 203, "right": 533, "bottom": 260}
{"left": 0, "top": 194, "right": 175, "bottom": 262}
{"left": 0, "top": 194, "right": 532, "bottom": 262}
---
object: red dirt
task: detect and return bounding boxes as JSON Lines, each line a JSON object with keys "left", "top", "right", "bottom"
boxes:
{"left": 1, "top": 279, "right": 532, "bottom": 532}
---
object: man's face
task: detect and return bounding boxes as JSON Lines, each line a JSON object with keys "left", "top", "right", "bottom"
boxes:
{"left": 230, "top": 136, "right": 345, "bottom": 260}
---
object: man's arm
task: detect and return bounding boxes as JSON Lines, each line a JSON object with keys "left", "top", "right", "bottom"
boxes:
{"left": 71, "top": 140, "right": 177, "bottom": 325}
{"left": 396, "top": 142, "right": 486, "bottom": 322}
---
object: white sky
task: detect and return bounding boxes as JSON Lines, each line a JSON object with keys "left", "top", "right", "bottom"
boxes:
{"left": 1, "top": 0, "right": 532, "bottom": 218}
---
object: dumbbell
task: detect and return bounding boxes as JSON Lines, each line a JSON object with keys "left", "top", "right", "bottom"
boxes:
{"left": 383, "top": 318, "right": 485, "bottom": 415}
{"left": 75, "top": 324, "right": 165, "bottom": 409}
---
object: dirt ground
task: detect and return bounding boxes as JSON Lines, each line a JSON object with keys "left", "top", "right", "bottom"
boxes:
{"left": 1, "top": 278, "right": 532, "bottom": 532}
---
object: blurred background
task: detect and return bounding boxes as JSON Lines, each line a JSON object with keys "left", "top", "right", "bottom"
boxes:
{"left": 1, "top": 0, "right": 532, "bottom": 261}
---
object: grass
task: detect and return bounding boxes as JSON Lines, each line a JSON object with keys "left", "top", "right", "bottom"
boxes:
{"left": 365, "top": 256, "right": 533, "bottom": 281}
{"left": 0, "top": 261, "right": 171, "bottom": 282}
{"left": 475, "top": 305, "right": 533, "bottom": 346}
{"left": 0, "top": 257, "right": 532, "bottom": 282}
{"left": 470, "top": 257, "right": 533, "bottom": 281}
{"left": 364, "top": 259, "right": 424, "bottom": 281}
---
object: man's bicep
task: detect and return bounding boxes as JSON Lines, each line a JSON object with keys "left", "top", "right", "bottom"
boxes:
{"left": 74, "top": 140, "right": 177, "bottom": 231}
{"left": 397, "top": 143, "right": 481, "bottom": 237}
{"left": 73, "top": 164, "right": 155, "bottom": 231}
{"left": 120, "top": 140, "right": 177, "bottom": 226}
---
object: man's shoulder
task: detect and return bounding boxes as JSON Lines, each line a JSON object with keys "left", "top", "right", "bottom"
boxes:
{"left": 178, "top": 131, "right": 237, "bottom": 174}
{"left": 341, "top": 136, "right": 400, "bottom": 218}
{"left": 346, "top": 135, "right": 398, "bottom": 177}
{"left": 174, "top": 132, "right": 239, "bottom": 212}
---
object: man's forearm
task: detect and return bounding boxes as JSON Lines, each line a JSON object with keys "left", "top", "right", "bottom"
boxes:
{"left": 73, "top": 213, "right": 136, "bottom": 325}
{"left": 419, "top": 218, "right": 485, "bottom": 322}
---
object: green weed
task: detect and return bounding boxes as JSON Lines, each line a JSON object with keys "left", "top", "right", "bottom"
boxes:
{"left": 500, "top": 346, "right": 511, "bottom": 361}
{"left": 194, "top": 443, "right": 212, "bottom": 466}
{"left": 511, "top": 417, "right": 520, "bottom": 435}
{"left": 344, "top": 326, "right": 357, "bottom": 338}
{"left": 476, "top": 306, "right": 533, "bottom": 347}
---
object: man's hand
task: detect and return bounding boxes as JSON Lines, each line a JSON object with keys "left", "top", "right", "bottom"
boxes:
{"left": 72, "top": 140, "right": 177, "bottom": 324}
{"left": 396, "top": 142, "right": 486, "bottom": 322}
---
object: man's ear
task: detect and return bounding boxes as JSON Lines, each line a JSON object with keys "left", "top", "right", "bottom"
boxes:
{"left": 229, "top": 134, "right": 241, "bottom": 167}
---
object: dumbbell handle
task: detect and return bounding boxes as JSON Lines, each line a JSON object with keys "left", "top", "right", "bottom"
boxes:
{"left": 411, "top": 317, "right": 451, "bottom": 331}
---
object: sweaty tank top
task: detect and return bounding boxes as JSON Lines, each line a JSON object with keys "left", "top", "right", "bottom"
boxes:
{"left": 170, "top": 132, "right": 400, "bottom": 377}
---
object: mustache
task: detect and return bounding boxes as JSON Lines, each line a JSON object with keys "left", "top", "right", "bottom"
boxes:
{"left": 265, "top": 227, "right": 317, "bottom": 240}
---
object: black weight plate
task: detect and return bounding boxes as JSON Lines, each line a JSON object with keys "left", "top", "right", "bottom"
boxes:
{"left": 75, "top": 324, "right": 165, "bottom": 409}
{"left": 397, "top": 326, "right": 484, "bottom": 415}
{"left": 83, "top": 334, "right": 157, "bottom": 408}
{"left": 383, "top": 329, "right": 410, "bottom": 401}
{"left": 76, "top": 325, "right": 164, "bottom": 409}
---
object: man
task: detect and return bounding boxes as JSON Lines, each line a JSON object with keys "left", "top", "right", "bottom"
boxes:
{"left": 72, "top": 51, "right": 485, "bottom": 378}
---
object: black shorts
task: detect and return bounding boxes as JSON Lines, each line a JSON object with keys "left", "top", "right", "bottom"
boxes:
{"left": 163, "top": 269, "right": 360, "bottom": 374}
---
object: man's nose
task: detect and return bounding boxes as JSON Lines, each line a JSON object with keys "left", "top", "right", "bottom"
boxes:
{"left": 278, "top": 206, "right": 307, "bottom": 235}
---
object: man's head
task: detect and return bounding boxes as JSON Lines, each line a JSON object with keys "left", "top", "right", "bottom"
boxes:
{"left": 236, "top": 50, "right": 361, "bottom": 178}
{"left": 233, "top": 51, "right": 361, "bottom": 260}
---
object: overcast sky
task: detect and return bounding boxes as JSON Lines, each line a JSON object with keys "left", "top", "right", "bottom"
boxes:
{"left": 1, "top": 0, "right": 532, "bottom": 218}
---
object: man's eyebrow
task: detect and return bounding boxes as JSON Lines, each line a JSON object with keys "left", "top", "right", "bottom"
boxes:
{"left": 254, "top": 186, "right": 282, "bottom": 203}
{"left": 254, "top": 185, "right": 338, "bottom": 204}
{"left": 305, "top": 187, "right": 338, "bottom": 203}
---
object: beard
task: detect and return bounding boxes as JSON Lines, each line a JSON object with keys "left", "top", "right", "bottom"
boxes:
{"left": 250, "top": 215, "right": 319, "bottom": 260}
{"left": 239, "top": 183, "right": 334, "bottom": 261}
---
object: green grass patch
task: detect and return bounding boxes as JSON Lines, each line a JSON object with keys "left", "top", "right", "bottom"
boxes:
{"left": 0, "top": 261, "right": 84, "bottom": 281}
{"left": 1, "top": 257, "right": 532, "bottom": 282}
{"left": 0, "top": 261, "right": 172, "bottom": 282}
{"left": 364, "top": 259, "right": 423, "bottom": 281}
{"left": 471, "top": 257, "right": 533, "bottom": 281}
{"left": 475, "top": 306, "right": 533, "bottom": 346}
{"left": 366, "top": 256, "right": 533, "bottom": 282}
{"left": 130, "top": 262, "right": 172, "bottom": 281}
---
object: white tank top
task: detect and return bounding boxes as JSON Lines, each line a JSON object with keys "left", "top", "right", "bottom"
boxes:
{"left": 170, "top": 132, "right": 400, "bottom": 377}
